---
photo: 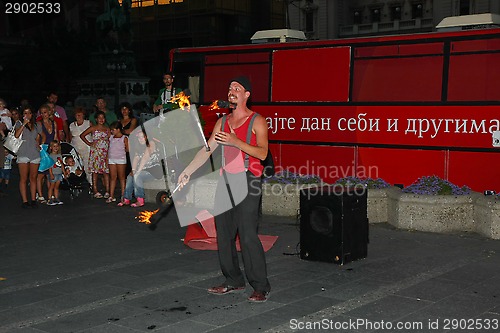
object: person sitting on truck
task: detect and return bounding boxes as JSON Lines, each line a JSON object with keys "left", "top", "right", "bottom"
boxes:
{"left": 152, "top": 72, "right": 182, "bottom": 115}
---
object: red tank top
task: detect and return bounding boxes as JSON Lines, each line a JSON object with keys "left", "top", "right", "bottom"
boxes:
{"left": 222, "top": 113, "right": 263, "bottom": 177}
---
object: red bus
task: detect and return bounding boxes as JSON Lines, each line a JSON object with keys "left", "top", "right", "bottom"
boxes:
{"left": 169, "top": 27, "right": 500, "bottom": 192}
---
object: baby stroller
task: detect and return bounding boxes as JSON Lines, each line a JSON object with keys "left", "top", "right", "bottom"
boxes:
{"left": 59, "top": 142, "right": 91, "bottom": 199}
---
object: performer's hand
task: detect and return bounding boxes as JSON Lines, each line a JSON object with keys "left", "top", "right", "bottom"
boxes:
{"left": 177, "top": 171, "right": 190, "bottom": 189}
{"left": 215, "top": 131, "right": 238, "bottom": 146}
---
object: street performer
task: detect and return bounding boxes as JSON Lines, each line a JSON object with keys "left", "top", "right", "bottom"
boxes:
{"left": 177, "top": 76, "right": 271, "bottom": 303}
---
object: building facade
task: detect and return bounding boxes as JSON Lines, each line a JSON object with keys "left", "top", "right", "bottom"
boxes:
{"left": 0, "top": 0, "right": 103, "bottom": 106}
{"left": 0, "top": 0, "right": 285, "bottom": 108}
{"left": 286, "top": 0, "right": 500, "bottom": 40}
{"left": 128, "top": 0, "right": 285, "bottom": 91}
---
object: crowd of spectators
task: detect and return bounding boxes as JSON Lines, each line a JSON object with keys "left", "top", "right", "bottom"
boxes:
{"left": 1, "top": 72, "right": 186, "bottom": 207}
{"left": 0, "top": 94, "right": 149, "bottom": 208}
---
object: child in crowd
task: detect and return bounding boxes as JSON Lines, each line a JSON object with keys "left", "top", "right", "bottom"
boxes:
{"left": 0, "top": 148, "right": 15, "bottom": 190}
{"left": 80, "top": 111, "right": 110, "bottom": 198}
{"left": 64, "top": 156, "right": 83, "bottom": 177}
{"left": 63, "top": 156, "right": 86, "bottom": 186}
{"left": 107, "top": 121, "right": 129, "bottom": 203}
{"left": 47, "top": 140, "right": 64, "bottom": 205}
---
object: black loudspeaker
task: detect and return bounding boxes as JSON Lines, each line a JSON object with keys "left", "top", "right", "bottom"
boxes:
{"left": 300, "top": 186, "right": 369, "bottom": 265}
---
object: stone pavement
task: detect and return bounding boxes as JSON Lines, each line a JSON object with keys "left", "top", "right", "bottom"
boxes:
{"left": 1, "top": 172, "right": 500, "bottom": 333}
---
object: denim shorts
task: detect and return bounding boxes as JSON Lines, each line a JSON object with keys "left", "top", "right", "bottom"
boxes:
{"left": 0, "top": 168, "right": 11, "bottom": 179}
{"left": 48, "top": 174, "right": 63, "bottom": 183}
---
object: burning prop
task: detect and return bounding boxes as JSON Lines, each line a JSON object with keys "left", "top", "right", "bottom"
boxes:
{"left": 170, "top": 90, "right": 191, "bottom": 109}
{"left": 135, "top": 182, "right": 183, "bottom": 231}
{"left": 208, "top": 100, "right": 231, "bottom": 111}
{"left": 136, "top": 209, "right": 159, "bottom": 224}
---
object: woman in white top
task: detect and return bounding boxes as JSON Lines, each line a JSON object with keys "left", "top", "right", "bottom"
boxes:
{"left": 68, "top": 107, "right": 92, "bottom": 185}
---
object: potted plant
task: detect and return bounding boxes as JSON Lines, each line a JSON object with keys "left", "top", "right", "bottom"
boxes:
{"left": 392, "top": 175, "right": 475, "bottom": 234}
{"left": 262, "top": 170, "right": 324, "bottom": 216}
{"left": 334, "top": 176, "right": 399, "bottom": 223}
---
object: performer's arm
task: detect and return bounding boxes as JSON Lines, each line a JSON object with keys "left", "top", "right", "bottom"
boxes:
{"left": 178, "top": 118, "right": 222, "bottom": 186}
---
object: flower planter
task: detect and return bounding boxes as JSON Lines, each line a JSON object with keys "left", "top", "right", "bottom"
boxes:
{"left": 474, "top": 195, "right": 500, "bottom": 240}
{"left": 262, "top": 183, "right": 320, "bottom": 217}
{"left": 145, "top": 174, "right": 500, "bottom": 240}
{"left": 390, "top": 192, "right": 475, "bottom": 233}
{"left": 367, "top": 187, "right": 401, "bottom": 223}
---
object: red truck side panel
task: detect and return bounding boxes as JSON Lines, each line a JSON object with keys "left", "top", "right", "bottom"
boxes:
{"left": 271, "top": 47, "right": 350, "bottom": 102}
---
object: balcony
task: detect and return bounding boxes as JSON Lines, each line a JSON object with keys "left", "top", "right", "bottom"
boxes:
{"left": 339, "top": 18, "right": 434, "bottom": 37}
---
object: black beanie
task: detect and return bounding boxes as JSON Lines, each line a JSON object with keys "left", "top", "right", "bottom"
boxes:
{"left": 230, "top": 76, "right": 252, "bottom": 92}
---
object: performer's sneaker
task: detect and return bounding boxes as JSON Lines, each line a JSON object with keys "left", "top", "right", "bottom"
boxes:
{"left": 248, "top": 291, "right": 269, "bottom": 303}
{"left": 207, "top": 285, "right": 245, "bottom": 295}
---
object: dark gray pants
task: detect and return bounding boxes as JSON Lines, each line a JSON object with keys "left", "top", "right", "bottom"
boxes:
{"left": 215, "top": 171, "right": 270, "bottom": 293}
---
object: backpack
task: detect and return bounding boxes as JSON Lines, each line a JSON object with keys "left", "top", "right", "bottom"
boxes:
{"left": 221, "top": 113, "right": 275, "bottom": 178}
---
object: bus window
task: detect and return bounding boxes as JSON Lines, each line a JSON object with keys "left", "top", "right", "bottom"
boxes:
{"left": 448, "top": 40, "right": 500, "bottom": 101}
{"left": 352, "top": 43, "right": 444, "bottom": 102}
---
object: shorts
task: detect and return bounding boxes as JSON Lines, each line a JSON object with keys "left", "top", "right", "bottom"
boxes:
{"left": 17, "top": 156, "right": 41, "bottom": 164}
{"left": 0, "top": 168, "right": 11, "bottom": 179}
{"left": 48, "top": 174, "right": 63, "bottom": 183}
{"left": 109, "top": 158, "right": 127, "bottom": 165}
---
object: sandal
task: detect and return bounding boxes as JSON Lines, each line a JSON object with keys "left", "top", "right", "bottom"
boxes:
{"left": 117, "top": 198, "right": 130, "bottom": 207}
{"left": 103, "top": 192, "right": 110, "bottom": 199}
{"left": 106, "top": 197, "right": 116, "bottom": 203}
{"left": 93, "top": 192, "right": 103, "bottom": 199}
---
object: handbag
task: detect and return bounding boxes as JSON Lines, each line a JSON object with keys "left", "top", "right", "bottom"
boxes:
{"left": 38, "top": 144, "right": 55, "bottom": 172}
{"left": 3, "top": 127, "right": 24, "bottom": 155}
{"left": 261, "top": 148, "right": 275, "bottom": 178}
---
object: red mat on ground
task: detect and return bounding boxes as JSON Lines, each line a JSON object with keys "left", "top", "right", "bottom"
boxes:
{"left": 183, "top": 210, "right": 278, "bottom": 252}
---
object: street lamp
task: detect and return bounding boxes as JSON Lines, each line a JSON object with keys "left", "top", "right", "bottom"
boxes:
{"left": 106, "top": 50, "right": 127, "bottom": 112}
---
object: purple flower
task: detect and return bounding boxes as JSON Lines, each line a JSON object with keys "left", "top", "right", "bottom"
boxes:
{"left": 334, "top": 177, "right": 391, "bottom": 189}
{"left": 402, "top": 175, "right": 470, "bottom": 195}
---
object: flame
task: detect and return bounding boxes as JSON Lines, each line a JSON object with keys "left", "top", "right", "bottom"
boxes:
{"left": 170, "top": 91, "right": 191, "bottom": 110}
{"left": 209, "top": 100, "right": 221, "bottom": 111}
{"left": 136, "top": 209, "right": 159, "bottom": 224}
